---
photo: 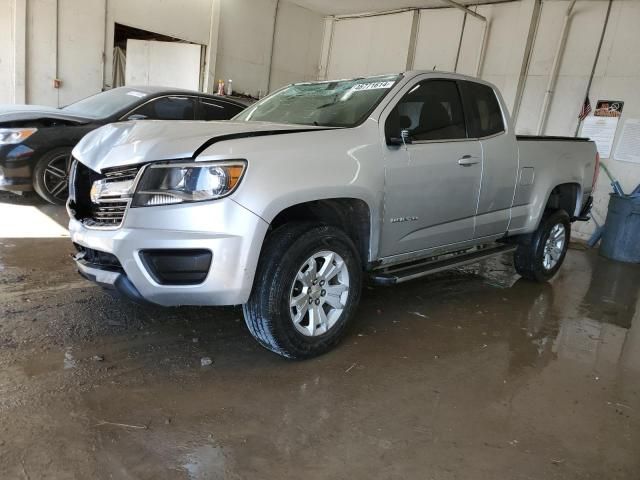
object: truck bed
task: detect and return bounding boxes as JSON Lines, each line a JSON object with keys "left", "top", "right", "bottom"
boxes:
{"left": 516, "top": 135, "right": 591, "bottom": 142}
{"left": 508, "top": 135, "right": 598, "bottom": 235}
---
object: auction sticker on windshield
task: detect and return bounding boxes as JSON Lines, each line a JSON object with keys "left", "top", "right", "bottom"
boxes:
{"left": 350, "top": 81, "right": 395, "bottom": 92}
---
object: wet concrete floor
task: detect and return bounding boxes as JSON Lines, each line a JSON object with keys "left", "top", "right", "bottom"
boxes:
{"left": 1, "top": 191, "right": 639, "bottom": 479}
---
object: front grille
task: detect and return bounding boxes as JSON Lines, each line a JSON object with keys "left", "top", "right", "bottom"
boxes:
{"left": 103, "top": 167, "right": 139, "bottom": 182}
{"left": 85, "top": 201, "right": 129, "bottom": 227}
{"left": 70, "top": 161, "right": 141, "bottom": 229}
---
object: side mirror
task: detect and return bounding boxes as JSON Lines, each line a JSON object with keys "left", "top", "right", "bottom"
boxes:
{"left": 386, "top": 115, "right": 412, "bottom": 146}
{"left": 388, "top": 129, "right": 412, "bottom": 146}
{"left": 127, "top": 114, "right": 147, "bottom": 121}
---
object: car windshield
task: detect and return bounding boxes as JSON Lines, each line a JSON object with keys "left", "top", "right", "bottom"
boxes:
{"left": 62, "top": 87, "right": 150, "bottom": 118}
{"left": 234, "top": 74, "right": 401, "bottom": 127}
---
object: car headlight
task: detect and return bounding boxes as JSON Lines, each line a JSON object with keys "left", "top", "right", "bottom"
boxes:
{"left": 0, "top": 128, "right": 38, "bottom": 145}
{"left": 132, "top": 160, "right": 247, "bottom": 207}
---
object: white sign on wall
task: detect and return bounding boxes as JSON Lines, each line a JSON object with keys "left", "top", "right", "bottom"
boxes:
{"left": 614, "top": 119, "right": 640, "bottom": 164}
{"left": 581, "top": 99, "right": 624, "bottom": 159}
{"left": 582, "top": 116, "right": 619, "bottom": 158}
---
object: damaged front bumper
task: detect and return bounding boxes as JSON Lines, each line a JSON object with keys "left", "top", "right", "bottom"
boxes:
{"left": 75, "top": 252, "right": 149, "bottom": 305}
{"left": 69, "top": 198, "right": 269, "bottom": 307}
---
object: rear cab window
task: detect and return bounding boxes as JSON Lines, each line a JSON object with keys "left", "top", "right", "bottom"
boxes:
{"left": 459, "top": 81, "right": 505, "bottom": 138}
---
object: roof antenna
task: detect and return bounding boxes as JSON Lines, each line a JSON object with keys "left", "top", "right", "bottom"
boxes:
{"left": 432, "top": 65, "right": 436, "bottom": 71}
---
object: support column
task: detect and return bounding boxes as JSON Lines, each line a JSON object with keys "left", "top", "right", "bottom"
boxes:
{"left": 511, "top": 0, "right": 542, "bottom": 125}
{"left": 203, "top": 0, "right": 221, "bottom": 93}
{"left": 318, "top": 16, "right": 334, "bottom": 80}
{"left": 405, "top": 9, "right": 420, "bottom": 70}
{"left": 13, "top": 0, "right": 27, "bottom": 103}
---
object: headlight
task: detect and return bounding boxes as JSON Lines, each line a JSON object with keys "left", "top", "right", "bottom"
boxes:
{"left": 0, "top": 128, "right": 38, "bottom": 145}
{"left": 133, "top": 160, "right": 246, "bottom": 207}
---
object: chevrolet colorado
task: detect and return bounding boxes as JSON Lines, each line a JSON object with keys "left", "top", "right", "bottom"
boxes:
{"left": 68, "top": 71, "right": 598, "bottom": 359}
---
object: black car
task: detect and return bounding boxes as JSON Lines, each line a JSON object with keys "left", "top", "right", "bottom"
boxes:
{"left": 0, "top": 86, "right": 248, "bottom": 204}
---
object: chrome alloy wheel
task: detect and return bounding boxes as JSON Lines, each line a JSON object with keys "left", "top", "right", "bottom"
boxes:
{"left": 542, "top": 223, "right": 566, "bottom": 270}
{"left": 43, "top": 153, "right": 71, "bottom": 201}
{"left": 289, "top": 250, "right": 350, "bottom": 337}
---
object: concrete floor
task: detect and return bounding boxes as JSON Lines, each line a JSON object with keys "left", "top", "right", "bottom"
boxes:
{"left": 1, "top": 192, "right": 639, "bottom": 480}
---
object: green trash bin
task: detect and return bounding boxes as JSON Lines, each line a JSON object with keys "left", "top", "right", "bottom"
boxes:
{"left": 599, "top": 193, "right": 640, "bottom": 263}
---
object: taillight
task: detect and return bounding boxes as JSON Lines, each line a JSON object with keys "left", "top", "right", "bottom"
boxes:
{"left": 592, "top": 152, "right": 600, "bottom": 191}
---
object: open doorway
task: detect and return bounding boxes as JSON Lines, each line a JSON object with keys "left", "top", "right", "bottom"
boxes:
{"left": 112, "top": 23, "right": 204, "bottom": 90}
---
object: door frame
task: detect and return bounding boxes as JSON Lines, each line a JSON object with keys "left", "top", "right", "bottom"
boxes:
{"left": 375, "top": 73, "right": 495, "bottom": 266}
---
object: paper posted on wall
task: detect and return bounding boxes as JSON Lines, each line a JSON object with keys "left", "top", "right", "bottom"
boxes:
{"left": 582, "top": 117, "right": 618, "bottom": 158}
{"left": 581, "top": 100, "right": 624, "bottom": 158}
{"left": 614, "top": 119, "right": 640, "bottom": 164}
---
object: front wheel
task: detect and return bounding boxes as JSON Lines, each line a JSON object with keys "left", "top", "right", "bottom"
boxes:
{"left": 33, "top": 148, "right": 72, "bottom": 205}
{"left": 514, "top": 209, "right": 570, "bottom": 282}
{"left": 243, "top": 223, "right": 362, "bottom": 359}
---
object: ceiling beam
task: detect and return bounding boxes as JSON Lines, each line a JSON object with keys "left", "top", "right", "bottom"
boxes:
{"left": 439, "top": 0, "right": 486, "bottom": 21}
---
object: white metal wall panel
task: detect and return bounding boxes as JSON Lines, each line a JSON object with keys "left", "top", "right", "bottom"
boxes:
{"left": 57, "top": 0, "right": 105, "bottom": 106}
{"left": 412, "top": 8, "right": 464, "bottom": 72}
{"left": 125, "top": 40, "right": 202, "bottom": 90}
{"left": 327, "top": 11, "right": 413, "bottom": 79}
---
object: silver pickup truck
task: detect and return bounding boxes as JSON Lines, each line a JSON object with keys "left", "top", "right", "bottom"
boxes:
{"left": 68, "top": 71, "right": 599, "bottom": 359}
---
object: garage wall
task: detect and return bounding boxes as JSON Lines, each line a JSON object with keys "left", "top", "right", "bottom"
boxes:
{"left": 516, "top": 0, "right": 610, "bottom": 135}
{"left": 5, "top": 0, "right": 323, "bottom": 106}
{"left": 269, "top": 0, "right": 324, "bottom": 91}
{"left": 573, "top": 0, "right": 640, "bottom": 237}
{"left": 514, "top": 0, "right": 640, "bottom": 238}
{"left": 57, "top": 0, "right": 105, "bottom": 106}
{"left": 412, "top": 8, "right": 464, "bottom": 73}
{"left": 214, "top": 0, "right": 278, "bottom": 97}
{"left": 0, "top": 0, "right": 16, "bottom": 104}
{"left": 104, "top": 0, "right": 214, "bottom": 92}
{"left": 459, "top": 0, "right": 536, "bottom": 111}
{"left": 320, "top": 0, "right": 640, "bottom": 239}
{"left": 214, "top": 0, "right": 325, "bottom": 97}
{"left": 327, "top": 11, "right": 414, "bottom": 79}
{"left": 25, "top": 0, "right": 56, "bottom": 106}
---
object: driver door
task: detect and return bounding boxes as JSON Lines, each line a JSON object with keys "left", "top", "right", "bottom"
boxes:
{"left": 379, "top": 78, "right": 482, "bottom": 258}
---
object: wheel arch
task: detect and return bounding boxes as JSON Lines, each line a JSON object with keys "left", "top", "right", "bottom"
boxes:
{"left": 521, "top": 181, "right": 583, "bottom": 234}
{"left": 267, "top": 197, "right": 374, "bottom": 268}
{"left": 544, "top": 182, "right": 582, "bottom": 218}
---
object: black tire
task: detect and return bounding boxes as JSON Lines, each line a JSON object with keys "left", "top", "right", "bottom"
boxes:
{"left": 33, "top": 148, "right": 72, "bottom": 205}
{"left": 514, "top": 209, "right": 571, "bottom": 282}
{"left": 243, "top": 223, "right": 363, "bottom": 359}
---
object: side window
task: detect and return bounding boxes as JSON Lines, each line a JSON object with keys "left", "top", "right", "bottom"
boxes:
{"left": 386, "top": 80, "right": 467, "bottom": 142}
{"left": 132, "top": 96, "right": 196, "bottom": 120}
{"left": 199, "top": 99, "right": 244, "bottom": 120}
{"left": 460, "top": 81, "right": 504, "bottom": 138}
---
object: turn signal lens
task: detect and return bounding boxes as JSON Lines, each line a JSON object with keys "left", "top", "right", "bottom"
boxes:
{"left": 0, "top": 128, "right": 37, "bottom": 145}
{"left": 132, "top": 160, "right": 247, "bottom": 207}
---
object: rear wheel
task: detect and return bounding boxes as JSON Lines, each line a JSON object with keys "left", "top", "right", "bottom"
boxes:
{"left": 243, "top": 223, "right": 362, "bottom": 359}
{"left": 33, "top": 148, "right": 72, "bottom": 205}
{"left": 514, "top": 209, "right": 570, "bottom": 282}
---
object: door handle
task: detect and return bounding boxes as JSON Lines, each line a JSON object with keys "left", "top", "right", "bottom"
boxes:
{"left": 458, "top": 155, "right": 480, "bottom": 166}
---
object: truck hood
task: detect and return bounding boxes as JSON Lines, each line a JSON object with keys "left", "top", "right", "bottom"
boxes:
{"left": 0, "top": 104, "right": 92, "bottom": 124}
{"left": 72, "top": 120, "right": 328, "bottom": 172}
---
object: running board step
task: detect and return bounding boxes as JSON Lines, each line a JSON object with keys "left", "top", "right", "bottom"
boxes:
{"left": 370, "top": 244, "right": 517, "bottom": 286}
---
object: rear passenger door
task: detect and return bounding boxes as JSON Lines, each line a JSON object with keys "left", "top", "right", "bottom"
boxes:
{"left": 459, "top": 81, "right": 517, "bottom": 238}
{"left": 197, "top": 98, "right": 244, "bottom": 120}
{"left": 380, "top": 78, "right": 483, "bottom": 257}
